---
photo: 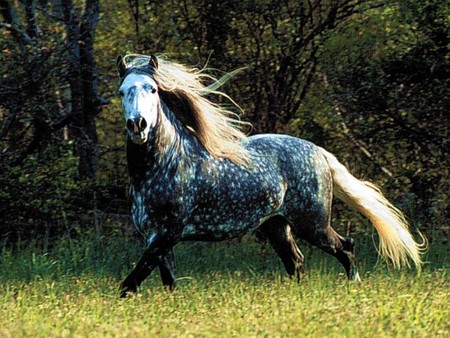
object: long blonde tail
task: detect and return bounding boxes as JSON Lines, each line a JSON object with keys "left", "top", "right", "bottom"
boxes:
{"left": 319, "top": 148, "right": 426, "bottom": 269}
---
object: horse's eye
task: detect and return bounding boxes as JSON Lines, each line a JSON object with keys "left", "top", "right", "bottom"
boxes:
{"left": 143, "top": 83, "right": 155, "bottom": 93}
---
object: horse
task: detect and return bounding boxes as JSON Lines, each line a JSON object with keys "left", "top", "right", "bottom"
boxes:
{"left": 116, "top": 54, "right": 425, "bottom": 297}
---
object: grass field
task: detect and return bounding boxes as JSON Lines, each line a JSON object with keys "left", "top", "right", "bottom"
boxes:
{"left": 0, "top": 234, "right": 448, "bottom": 337}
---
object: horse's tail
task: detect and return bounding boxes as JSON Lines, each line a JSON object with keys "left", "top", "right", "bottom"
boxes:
{"left": 318, "top": 147, "right": 426, "bottom": 269}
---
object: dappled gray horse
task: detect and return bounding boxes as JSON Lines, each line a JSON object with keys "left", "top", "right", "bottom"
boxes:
{"left": 116, "top": 54, "right": 424, "bottom": 297}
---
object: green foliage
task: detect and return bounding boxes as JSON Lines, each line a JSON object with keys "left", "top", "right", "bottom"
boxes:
{"left": 0, "top": 143, "right": 97, "bottom": 241}
{"left": 298, "top": 0, "right": 449, "bottom": 231}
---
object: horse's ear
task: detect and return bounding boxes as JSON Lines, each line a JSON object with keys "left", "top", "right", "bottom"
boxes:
{"left": 117, "top": 55, "right": 127, "bottom": 77}
{"left": 149, "top": 54, "right": 158, "bottom": 69}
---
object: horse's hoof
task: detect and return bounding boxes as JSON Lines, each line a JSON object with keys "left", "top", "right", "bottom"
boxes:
{"left": 351, "top": 269, "right": 362, "bottom": 283}
{"left": 119, "top": 284, "right": 137, "bottom": 298}
{"left": 120, "top": 289, "right": 135, "bottom": 298}
{"left": 163, "top": 282, "right": 176, "bottom": 292}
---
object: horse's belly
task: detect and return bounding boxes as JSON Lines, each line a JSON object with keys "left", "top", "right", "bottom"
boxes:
{"left": 182, "top": 176, "right": 287, "bottom": 240}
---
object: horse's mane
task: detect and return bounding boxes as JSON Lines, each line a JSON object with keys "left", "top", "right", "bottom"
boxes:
{"left": 122, "top": 54, "right": 250, "bottom": 166}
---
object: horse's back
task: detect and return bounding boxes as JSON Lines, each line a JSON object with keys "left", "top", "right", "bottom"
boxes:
{"left": 247, "top": 134, "right": 328, "bottom": 179}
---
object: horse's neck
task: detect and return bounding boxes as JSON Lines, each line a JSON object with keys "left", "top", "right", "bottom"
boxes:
{"left": 126, "top": 103, "right": 201, "bottom": 186}
{"left": 126, "top": 137, "right": 154, "bottom": 186}
{"left": 157, "top": 101, "right": 204, "bottom": 158}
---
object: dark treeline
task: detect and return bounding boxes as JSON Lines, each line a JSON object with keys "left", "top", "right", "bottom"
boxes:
{"left": 0, "top": 0, "right": 448, "bottom": 243}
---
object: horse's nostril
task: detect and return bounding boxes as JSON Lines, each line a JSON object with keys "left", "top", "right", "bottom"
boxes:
{"left": 126, "top": 119, "right": 134, "bottom": 131}
{"left": 127, "top": 117, "right": 147, "bottom": 133}
{"left": 139, "top": 117, "right": 147, "bottom": 130}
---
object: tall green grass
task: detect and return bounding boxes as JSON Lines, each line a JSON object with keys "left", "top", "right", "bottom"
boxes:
{"left": 0, "top": 234, "right": 448, "bottom": 337}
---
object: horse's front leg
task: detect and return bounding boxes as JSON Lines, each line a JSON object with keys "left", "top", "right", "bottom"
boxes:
{"left": 158, "top": 249, "right": 176, "bottom": 290}
{"left": 120, "top": 229, "right": 180, "bottom": 298}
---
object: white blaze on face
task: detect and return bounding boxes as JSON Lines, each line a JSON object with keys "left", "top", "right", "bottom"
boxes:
{"left": 119, "top": 73, "right": 159, "bottom": 142}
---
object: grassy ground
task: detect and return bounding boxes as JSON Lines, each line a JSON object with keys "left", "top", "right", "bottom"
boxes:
{"left": 0, "top": 234, "right": 448, "bottom": 337}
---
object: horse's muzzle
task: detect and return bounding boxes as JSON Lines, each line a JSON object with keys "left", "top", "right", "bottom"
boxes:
{"left": 127, "top": 116, "right": 147, "bottom": 133}
{"left": 127, "top": 117, "right": 148, "bottom": 144}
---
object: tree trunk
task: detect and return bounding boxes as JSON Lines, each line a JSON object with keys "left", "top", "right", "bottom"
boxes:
{"left": 62, "top": 0, "right": 101, "bottom": 179}
{"left": 79, "top": 0, "right": 101, "bottom": 178}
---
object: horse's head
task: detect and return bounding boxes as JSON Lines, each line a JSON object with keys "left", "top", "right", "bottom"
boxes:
{"left": 117, "top": 55, "right": 159, "bottom": 144}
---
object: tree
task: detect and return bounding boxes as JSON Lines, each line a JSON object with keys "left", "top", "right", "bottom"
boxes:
{"left": 0, "top": 0, "right": 446, "bottom": 241}
{"left": 315, "top": 0, "right": 449, "bottom": 228}
{"left": 127, "top": 0, "right": 372, "bottom": 133}
{"left": 0, "top": 0, "right": 103, "bottom": 178}
{"left": 0, "top": 0, "right": 103, "bottom": 240}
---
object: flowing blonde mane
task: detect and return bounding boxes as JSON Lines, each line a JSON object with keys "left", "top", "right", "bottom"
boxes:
{"left": 122, "top": 54, "right": 250, "bottom": 166}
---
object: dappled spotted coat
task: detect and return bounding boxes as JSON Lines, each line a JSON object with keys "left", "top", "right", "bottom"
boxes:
{"left": 129, "top": 132, "right": 329, "bottom": 242}
{"left": 116, "top": 54, "right": 424, "bottom": 297}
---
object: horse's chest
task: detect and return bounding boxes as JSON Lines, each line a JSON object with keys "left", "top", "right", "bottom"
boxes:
{"left": 130, "top": 188, "right": 149, "bottom": 235}
{"left": 129, "top": 176, "right": 191, "bottom": 232}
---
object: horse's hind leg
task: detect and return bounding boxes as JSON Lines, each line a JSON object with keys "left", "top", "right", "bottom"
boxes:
{"left": 259, "top": 216, "right": 305, "bottom": 281}
{"left": 303, "top": 225, "right": 361, "bottom": 282}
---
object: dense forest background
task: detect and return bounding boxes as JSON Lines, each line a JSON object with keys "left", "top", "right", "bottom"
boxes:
{"left": 0, "top": 0, "right": 448, "bottom": 244}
